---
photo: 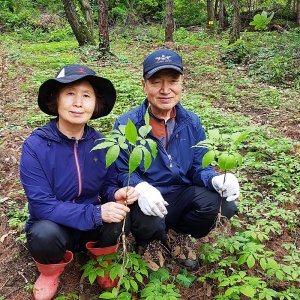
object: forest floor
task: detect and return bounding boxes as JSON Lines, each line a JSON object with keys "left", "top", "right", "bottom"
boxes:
{"left": 0, "top": 28, "right": 299, "bottom": 300}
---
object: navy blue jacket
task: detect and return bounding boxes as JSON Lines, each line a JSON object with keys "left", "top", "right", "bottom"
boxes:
{"left": 20, "top": 119, "right": 118, "bottom": 232}
{"left": 114, "top": 100, "right": 217, "bottom": 195}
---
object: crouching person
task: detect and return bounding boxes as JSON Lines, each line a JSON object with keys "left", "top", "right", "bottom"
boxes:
{"left": 114, "top": 49, "right": 239, "bottom": 271}
{"left": 20, "top": 64, "right": 138, "bottom": 300}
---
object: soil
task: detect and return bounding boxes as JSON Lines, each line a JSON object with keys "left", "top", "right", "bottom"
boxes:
{"left": 0, "top": 41, "right": 299, "bottom": 300}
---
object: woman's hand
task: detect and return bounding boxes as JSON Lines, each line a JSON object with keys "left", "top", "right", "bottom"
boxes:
{"left": 101, "top": 202, "right": 130, "bottom": 223}
{"left": 114, "top": 186, "right": 139, "bottom": 205}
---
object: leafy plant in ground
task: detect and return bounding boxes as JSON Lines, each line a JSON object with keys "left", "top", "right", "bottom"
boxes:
{"left": 140, "top": 268, "right": 181, "bottom": 299}
{"left": 249, "top": 11, "right": 274, "bottom": 31}
{"left": 193, "top": 128, "right": 251, "bottom": 225}
{"left": 83, "top": 111, "right": 158, "bottom": 298}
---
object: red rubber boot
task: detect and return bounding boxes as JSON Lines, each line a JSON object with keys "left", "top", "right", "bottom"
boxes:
{"left": 33, "top": 251, "right": 73, "bottom": 300}
{"left": 86, "top": 241, "right": 118, "bottom": 289}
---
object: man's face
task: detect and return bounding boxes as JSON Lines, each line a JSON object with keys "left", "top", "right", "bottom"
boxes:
{"left": 142, "top": 69, "right": 183, "bottom": 119}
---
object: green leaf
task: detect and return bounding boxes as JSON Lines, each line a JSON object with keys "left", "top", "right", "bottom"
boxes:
{"left": 130, "top": 279, "right": 138, "bottom": 291}
{"left": 247, "top": 254, "right": 256, "bottom": 268}
{"left": 120, "top": 143, "right": 129, "bottom": 150}
{"left": 129, "top": 147, "right": 143, "bottom": 174}
{"left": 234, "top": 152, "right": 243, "bottom": 167}
{"left": 260, "top": 257, "right": 267, "bottom": 270}
{"left": 91, "top": 141, "right": 115, "bottom": 151}
{"left": 218, "top": 153, "right": 229, "bottom": 171}
{"left": 89, "top": 272, "right": 97, "bottom": 284}
{"left": 135, "top": 273, "right": 143, "bottom": 283}
{"left": 219, "top": 153, "right": 237, "bottom": 171}
{"left": 99, "top": 291, "right": 116, "bottom": 299}
{"left": 240, "top": 285, "right": 256, "bottom": 297}
{"left": 146, "top": 139, "right": 158, "bottom": 158}
{"left": 124, "top": 277, "right": 130, "bottom": 291}
{"left": 202, "top": 150, "right": 215, "bottom": 168}
{"left": 142, "top": 147, "right": 152, "bottom": 171}
{"left": 144, "top": 110, "right": 150, "bottom": 125}
{"left": 176, "top": 273, "right": 195, "bottom": 288}
{"left": 234, "top": 130, "right": 251, "bottom": 145}
{"left": 118, "top": 125, "right": 126, "bottom": 134}
{"left": 208, "top": 128, "right": 220, "bottom": 140}
{"left": 267, "top": 258, "right": 278, "bottom": 269}
{"left": 105, "top": 145, "right": 120, "bottom": 168}
{"left": 276, "top": 270, "right": 284, "bottom": 281}
{"left": 238, "top": 254, "right": 248, "bottom": 265}
{"left": 125, "top": 118, "right": 137, "bottom": 145}
{"left": 139, "top": 125, "right": 151, "bottom": 138}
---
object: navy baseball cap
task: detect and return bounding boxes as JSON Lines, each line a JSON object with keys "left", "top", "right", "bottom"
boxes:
{"left": 38, "top": 64, "right": 116, "bottom": 119}
{"left": 143, "top": 49, "right": 183, "bottom": 79}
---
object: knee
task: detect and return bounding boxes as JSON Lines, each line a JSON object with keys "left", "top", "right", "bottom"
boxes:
{"left": 26, "top": 220, "right": 68, "bottom": 260}
{"left": 221, "top": 201, "right": 238, "bottom": 219}
{"left": 27, "top": 220, "right": 63, "bottom": 245}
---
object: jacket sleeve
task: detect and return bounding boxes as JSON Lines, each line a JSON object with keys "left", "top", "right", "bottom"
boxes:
{"left": 99, "top": 163, "right": 119, "bottom": 203}
{"left": 20, "top": 141, "right": 102, "bottom": 231}
{"left": 113, "top": 119, "right": 144, "bottom": 187}
{"left": 191, "top": 117, "right": 218, "bottom": 190}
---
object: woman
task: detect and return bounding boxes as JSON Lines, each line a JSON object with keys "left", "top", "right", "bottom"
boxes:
{"left": 20, "top": 64, "right": 138, "bottom": 300}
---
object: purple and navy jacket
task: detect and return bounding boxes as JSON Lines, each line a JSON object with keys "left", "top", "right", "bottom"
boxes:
{"left": 20, "top": 119, "right": 118, "bottom": 232}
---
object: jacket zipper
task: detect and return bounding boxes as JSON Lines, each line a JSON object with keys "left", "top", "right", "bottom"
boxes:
{"left": 74, "top": 140, "right": 82, "bottom": 201}
{"left": 155, "top": 137, "right": 173, "bottom": 168}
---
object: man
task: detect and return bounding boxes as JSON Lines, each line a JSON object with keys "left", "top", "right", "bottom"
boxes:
{"left": 114, "top": 49, "right": 239, "bottom": 271}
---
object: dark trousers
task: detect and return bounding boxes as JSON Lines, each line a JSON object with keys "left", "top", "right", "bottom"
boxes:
{"left": 27, "top": 186, "right": 236, "bottom": 264}
{"left": 26, "top": 202, "right": 164, "bottom": 264}
{"left": 164, "top": 186, "right": 237, "bottom": 238}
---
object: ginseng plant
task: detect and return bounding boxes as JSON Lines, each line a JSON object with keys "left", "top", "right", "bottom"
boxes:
{"left": 90, "top": 111, "right": 157, "bottom": 296}
{"left": 193, "top": 128, "right": 251, "bottom": 227}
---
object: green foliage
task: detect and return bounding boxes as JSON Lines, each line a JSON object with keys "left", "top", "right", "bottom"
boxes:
{"left": 194, "top": 128, "right": 251, "bottom": 171}
{"left": 175, "top": 268, "right": 196, "bottom": 288}
{"left": 250, "top": 11, "right": 274, "bottom": 31}
{"left": 82, "top": 251, "right": 148, "bottom": 297}
{"left": 174, "top": 0, "right": 207, "bottom": 26}
{"left": 54, "top": 293, "right": 79, "bottom": 300}
{"left": 2, "top": 21, "right": 300, "bottom": 300}
{"left": 5, "top": 201, "right": 29, "bottom": 234}
{"left": 141, "top": 279, "right": 181, "bottom": 299}
{"left": 222, "top": 39, "right": 250, "bottom": 67}
{"left": 92, "top": 111, "right": 157, "bottom": 177}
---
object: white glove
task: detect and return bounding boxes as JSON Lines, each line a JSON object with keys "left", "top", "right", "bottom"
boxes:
{"left": 212, "top": 173, "right": 240, "bottom": 202}
{"left": 135, "top": 182, "right": 168, "bottom": 218}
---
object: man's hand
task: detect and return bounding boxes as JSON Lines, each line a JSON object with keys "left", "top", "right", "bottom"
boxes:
{"left": 114, "top": 186, "right": 138, "bottom": 205}
{"left": 135, "top": 182, "right": 168, "bottom": 218}
{"left": 101, "top": 202, "right": 130, "bottom": 223}
{"left": 212, "top": 173, "right": 240, "bottom": 202}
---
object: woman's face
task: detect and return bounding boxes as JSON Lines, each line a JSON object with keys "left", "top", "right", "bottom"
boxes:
{"left": 57, "top": 80, "right": 96, "bottom": 127}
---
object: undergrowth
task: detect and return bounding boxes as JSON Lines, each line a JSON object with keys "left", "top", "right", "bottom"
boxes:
{"left": 1, "top": 25, "right": 299, "bottom": 299}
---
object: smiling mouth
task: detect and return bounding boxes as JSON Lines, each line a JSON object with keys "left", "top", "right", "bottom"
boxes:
{"left": 70, "top": 111, "right": 84, "bottom": 116}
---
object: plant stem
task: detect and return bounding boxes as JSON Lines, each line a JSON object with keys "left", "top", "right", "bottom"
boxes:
{"left": 216, "top": 171, "right": 227, "bottom": 226}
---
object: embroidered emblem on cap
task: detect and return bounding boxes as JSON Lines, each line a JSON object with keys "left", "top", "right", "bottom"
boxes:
{"left": 155, "top": 55, "right": 172, "bottom": 63}
{"left": 56, "top": 68, "right": 65, "bottom": 78}
{"left": 79, "top": 67, "right": 86, "bottom": 73}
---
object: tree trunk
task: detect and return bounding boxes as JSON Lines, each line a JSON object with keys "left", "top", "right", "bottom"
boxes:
{"left": 98, "top": 0, "right": 110, "bottom": 54}
{"left": 207, "top": 0, "right": 215, "bottom": 31}
{"left": 219, "top": 0, "right": 225, "bottom": 32}
{"left": 62, "top": 0, "right": 94, "bottom": 46}
{"left": 229, "top": 0, "right": 241, "bottom": 44}
{"left": 297, "top": 0, "right": 300, "bottom": 26}
{"left": 165, "top": 0, "right": 174, "bottom": 43}
{"left": 214, "top": 0, "right": 219, "bottom": 19}
{"left": 79, "top": 0, "right": 94, "bottom": 38}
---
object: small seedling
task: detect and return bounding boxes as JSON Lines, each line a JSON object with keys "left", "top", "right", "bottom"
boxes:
{"left": 193, "top": 128, "right": 251, "bottom": 226}
{"left": 90, "top": 111, "right": 157, "bottom": 297}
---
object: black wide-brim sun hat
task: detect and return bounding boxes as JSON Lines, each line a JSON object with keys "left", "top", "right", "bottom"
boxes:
{"left": 38, "top": 64, "right": 116, "bottom": 119}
